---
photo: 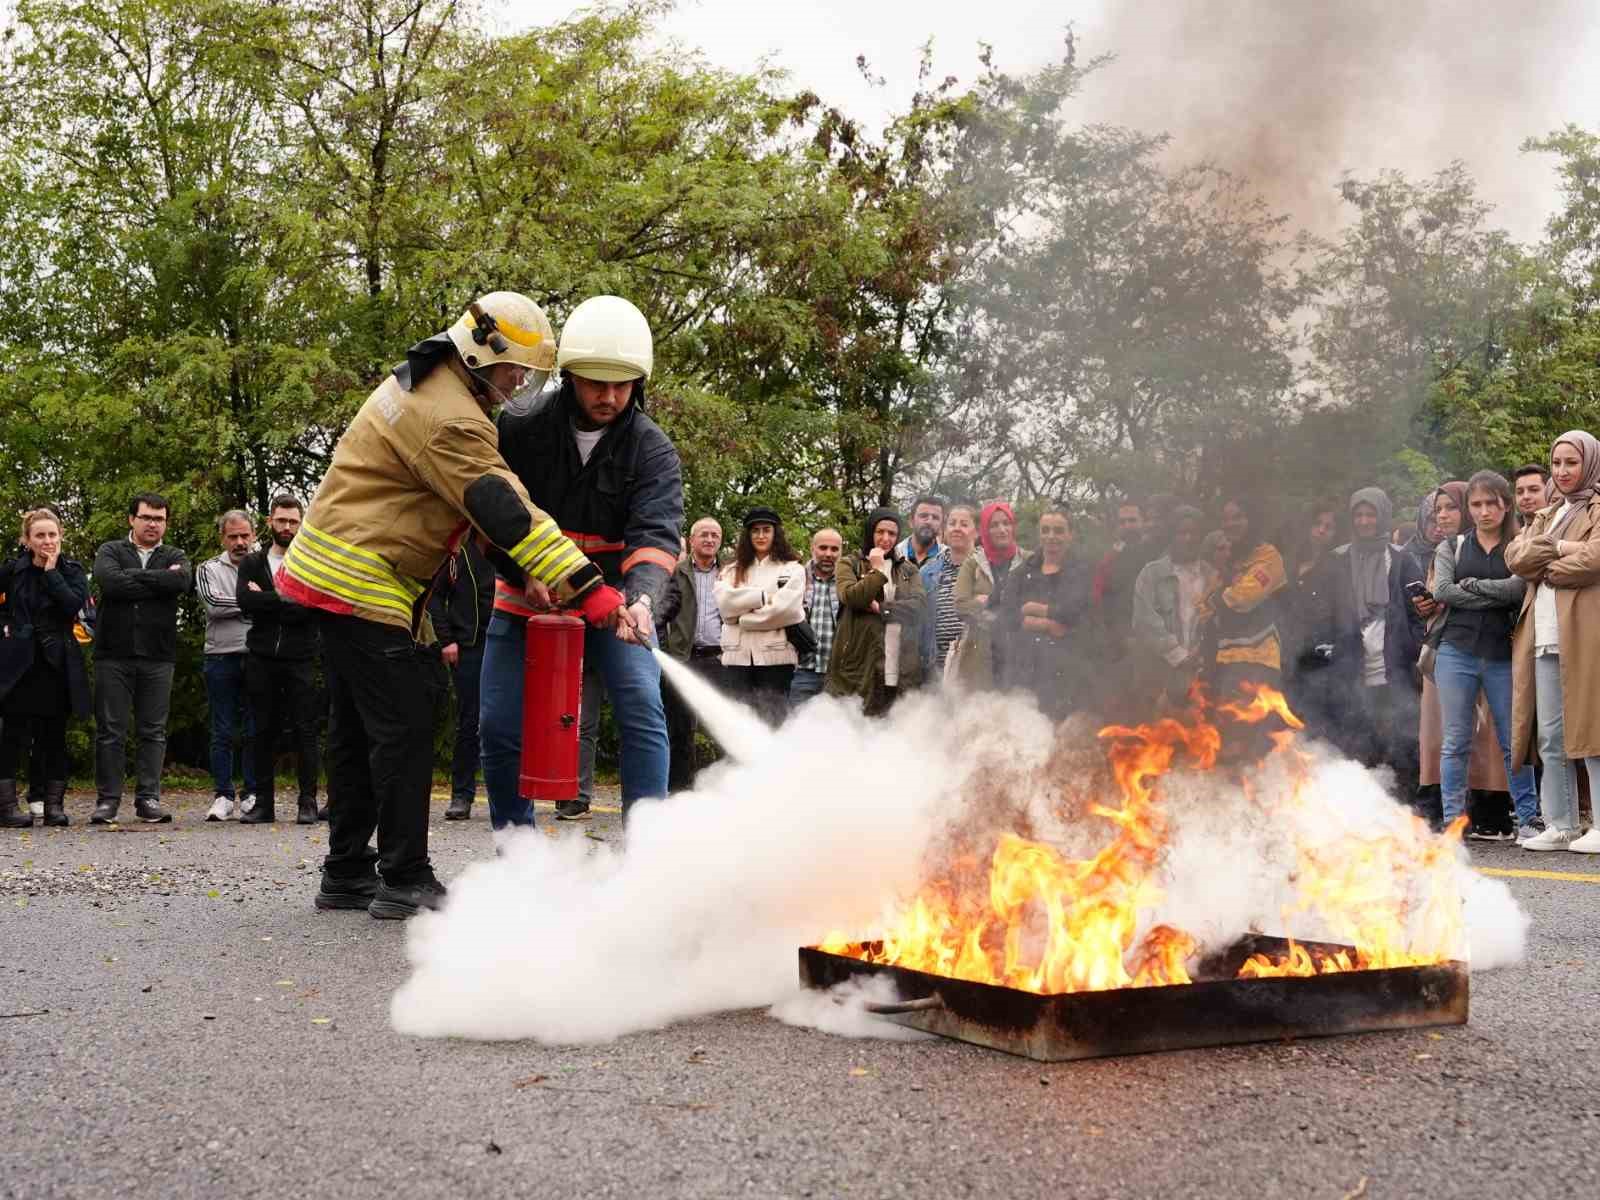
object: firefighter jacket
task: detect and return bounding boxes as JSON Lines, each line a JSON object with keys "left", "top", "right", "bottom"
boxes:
{"left": 280, "top": 351, "right": 603, "bottom": 638}
{"left": 493, "top": 381, "right": 683, "bottom": 620}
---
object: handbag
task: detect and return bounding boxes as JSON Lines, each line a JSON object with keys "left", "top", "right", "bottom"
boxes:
{"left": 785, "top": 619, "right": 819, "bottom": 658}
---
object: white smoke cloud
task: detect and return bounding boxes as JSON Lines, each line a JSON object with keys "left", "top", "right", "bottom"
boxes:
{"left": 391, "top": 662, "right": 1525, "bottom": 1046}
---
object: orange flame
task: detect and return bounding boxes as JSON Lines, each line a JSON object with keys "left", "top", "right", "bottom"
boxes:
{"left": 823, "top": 686, "right": 1465, "bottom": 992}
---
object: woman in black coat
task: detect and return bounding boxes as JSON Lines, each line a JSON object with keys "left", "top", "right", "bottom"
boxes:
{"left": 0, "top": 509, "right": 91, "bottom": 827}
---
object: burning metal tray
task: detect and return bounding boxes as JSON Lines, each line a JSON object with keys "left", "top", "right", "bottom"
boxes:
{"left": 799, "top": 936, "right": 1468, "bottom": 1062}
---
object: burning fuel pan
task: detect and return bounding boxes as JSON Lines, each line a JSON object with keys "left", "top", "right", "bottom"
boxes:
{"left": 799, "top": 935, "right": 1467, "bottom": 1062}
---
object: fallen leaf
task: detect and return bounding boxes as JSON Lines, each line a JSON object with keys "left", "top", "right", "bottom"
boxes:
{"left": 1341, "top": 1177, "right": 1369, "bottom": 1200}
{"left": 1414, "top": 1053, "right": 1433, "bottom": 1061}
{"left": 1426, "top": 1033, "right": 1444, "bottom": 1041}
{"left": 849, "top": 1067, "right": 872, "bottom": 1077}
{"left": 205, "top": 890, "right": 220, "bottom": 899}
{"left": 310, "top": 1017, "right": 333, "bottom": 1025}
{"left": 513, "top": 1074, "right": 548, "bottom": 1089}
{"left": 274, "top": 980, "right": 295, "bottom": 987}
{"left": 1087, "top": 1126, "right": 1104, "bottom": 1137}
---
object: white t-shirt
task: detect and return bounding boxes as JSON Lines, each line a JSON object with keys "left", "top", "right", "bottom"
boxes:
{"left": 573, "top": 426, "right": 604, "bottom": 466}
{"left": 267, "top": 545, "right": 286, "bottom": 578}
{"left": 1534, "top": 502, "right": 1573, "bottom": 655}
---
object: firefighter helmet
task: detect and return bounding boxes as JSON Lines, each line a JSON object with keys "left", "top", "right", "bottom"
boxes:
{"left": 555, "top": 295, "right": 653, "bottom": 382}
{"left": 446, "top": 292, "right": 557, "bottom": 386}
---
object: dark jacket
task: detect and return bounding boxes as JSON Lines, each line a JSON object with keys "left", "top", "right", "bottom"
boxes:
{"left": 658, "top": 556, "right": 694, "bottom": 660}
{"left": 989, "top": 549, "right": 1096, "bottom": 719}
{"left": 496, "top": 380, "right": 684, "bottom": 610}
{"left": 0, "top": 550, "right": 91, "bottom": 717}
{"left": 825, "top": 551, "right": 927, "bottom": 713}
{"left": 237, "top": 548, "right": 319, "bottom": 660}
{"left": 92, "top": 538, "right": 190, "bottom": 661}
{"left": 1325, "top": 541, "right": 1417, "bottom": 691}
{"left": 426, "top": 540, "right": 494, "bottom": 650}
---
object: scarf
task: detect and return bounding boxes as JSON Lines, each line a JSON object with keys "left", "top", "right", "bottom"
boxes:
{"left": 1417, "top": 481, "right": 1468, "bottom": 548}
{"left": 860, "top": 507, "right": 902, "bottom": 559}
{"left": 1347, "top": 487, "right": 1393, "bottom": 623}
{"left": 978, "top": 501, "right": 1018, "bottom": 565}
{"left": 1549, "top": 430, "right": 1600, "bottom": 538}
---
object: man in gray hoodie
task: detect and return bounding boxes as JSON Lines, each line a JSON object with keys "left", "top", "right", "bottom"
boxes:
{"left": 195, "top": 510, "right": 258, "bottom": 821}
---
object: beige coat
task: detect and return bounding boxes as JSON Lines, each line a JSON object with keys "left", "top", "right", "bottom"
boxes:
{"left": 1505, "top": 495, "right": 1600, "bottom": 765}
{"left": 715, "top": 556, "right": 805, "bottom": 667}
{"left": 948, "top": 550, "right": 1002, "bottom": 689}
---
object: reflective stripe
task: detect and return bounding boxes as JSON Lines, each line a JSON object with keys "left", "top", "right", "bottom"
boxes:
{"left": 562, "top": 529, "right": 626, "bottom": 553}
{"left": 508, "top": 519, "right": 587, "bottom": 585}
{"left": 621, "top": 546, "right": 679, "bottom": 575}
{"left": 283, "top": 521, "right": 424, "bottom": 621}
{"left": 493, "top": 576, "right": 541, "bottom": 618}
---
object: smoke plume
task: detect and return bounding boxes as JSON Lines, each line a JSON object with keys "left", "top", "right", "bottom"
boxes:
{"left": 1079, "top": 0, "right": 1592, "bottom": 238}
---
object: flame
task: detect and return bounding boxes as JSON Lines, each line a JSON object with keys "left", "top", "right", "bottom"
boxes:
{"left": 823, "top": 685, "right": 1465, "bottom": 993}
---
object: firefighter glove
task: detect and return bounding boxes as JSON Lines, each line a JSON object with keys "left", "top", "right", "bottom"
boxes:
{"left": 577, "top": 584, "right": 627, "bottom": 627}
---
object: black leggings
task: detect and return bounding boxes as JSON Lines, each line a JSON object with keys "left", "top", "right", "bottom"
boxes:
{"left": 728, "top": 665, "right": 794, "bottom": 728}
{"left": 0, "top": 714, "right": 69, "bottom": 781}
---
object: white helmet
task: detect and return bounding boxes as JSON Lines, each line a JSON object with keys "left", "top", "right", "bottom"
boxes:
{"left": 556, "top": 296, "right": 653, "bottom": 382}
{"left": 446, "top": 291, "right": 556, "bottom": 386}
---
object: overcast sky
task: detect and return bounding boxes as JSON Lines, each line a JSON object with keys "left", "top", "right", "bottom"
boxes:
{"left": 514, "top": 1, "right": 1600, "bottom": 243}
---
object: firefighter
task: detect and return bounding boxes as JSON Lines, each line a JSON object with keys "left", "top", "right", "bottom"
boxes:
{"left": 279, "top": 292, "right": 630, "bottom": 919}
{"left": 480, "top": 295, "right": 682, "bottom": 825}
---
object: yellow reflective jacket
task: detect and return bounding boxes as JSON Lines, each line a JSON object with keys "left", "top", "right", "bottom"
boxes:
{"left": 282, "top": 357, "right": 596, "bottom": 639}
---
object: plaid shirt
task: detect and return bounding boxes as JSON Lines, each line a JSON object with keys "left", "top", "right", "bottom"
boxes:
{"left": 799, "top": 564, "right": 840, "bottom": 674}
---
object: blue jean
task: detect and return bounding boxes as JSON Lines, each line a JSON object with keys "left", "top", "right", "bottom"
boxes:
{"left": 1535, "top": 653, "right": 1600, "bottom": 831}
{"left": 1434, "top": 642, "right": 1537, "bottom": 826}
{"left": 789, "top": 667, "right": 826, "bottom": 706}
{"left": 201, "top": 653, "right": 257, "bottom": 800}
{"left": 480, "top": 615, "right": 669, "bottom": 829}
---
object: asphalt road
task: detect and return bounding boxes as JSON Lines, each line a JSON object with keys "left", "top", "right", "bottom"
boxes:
{"left": 4, "top": 790, "right": 1599, "bottom": 1200}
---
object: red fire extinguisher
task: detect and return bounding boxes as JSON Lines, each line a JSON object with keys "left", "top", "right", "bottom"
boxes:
{"left": 519, "top": 613, "right": 587, "bottom": 802}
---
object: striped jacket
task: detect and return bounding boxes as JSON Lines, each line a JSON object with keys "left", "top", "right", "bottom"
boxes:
{"left": 281, "top": 354, "right": 600, "bottom": 638}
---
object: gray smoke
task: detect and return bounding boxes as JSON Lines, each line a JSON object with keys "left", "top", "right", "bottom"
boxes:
{"left": 1078, "top": 0, "right": 1592, "bottom": 238}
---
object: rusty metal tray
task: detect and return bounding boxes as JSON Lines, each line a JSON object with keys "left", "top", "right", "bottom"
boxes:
{"left": 798, "top": 935, "right": 1468, "bottom": 1062}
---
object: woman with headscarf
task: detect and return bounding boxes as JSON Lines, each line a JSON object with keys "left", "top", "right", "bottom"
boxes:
{"left": 1508, "top": 430, "right": 1600, "bottom": 852}
{"left": 0, "top": 509, "right": 91, "bottom": 828}
{"left": 826, "top": 508, "right": 927, "bottom": 716}
{"left": 947, "top": 501, "right": 1018, "bottom": 689}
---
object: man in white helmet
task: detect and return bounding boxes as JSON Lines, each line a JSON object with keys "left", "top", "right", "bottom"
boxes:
{"left": 480, "top": 295, "right": 683, "bottom": 824}
{"left": 279, "top": 292, "right": 632, "bottom": 918}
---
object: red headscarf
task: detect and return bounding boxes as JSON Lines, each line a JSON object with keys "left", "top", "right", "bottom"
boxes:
{"left": 979, "top": 501, "right": 1018, "bottom": 564}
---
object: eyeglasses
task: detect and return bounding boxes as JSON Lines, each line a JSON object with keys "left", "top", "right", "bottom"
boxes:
{"left": 133, "top": 514, "right": 167, "bottom": 523}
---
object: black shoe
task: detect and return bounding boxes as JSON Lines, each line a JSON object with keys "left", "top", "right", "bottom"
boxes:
{"left": 134, "top": 798, "right": 172, "bottom": 824}
{"left": 555, "top": 800, "right": 591, "bottom": 821}
{"left": 317, "top": 802, "right": 330, "bottom": 821}
{"left": 314, "top": 872, "right": 379, "bottom": 911}
{"left": 90, "top": 797, "right": 120, "bottom": 824}
{"left": 368, "top": 874, "right": 448, "bottom": 920}
{"left": 296, "top": 798, "right": 318, "bottom": 825}
{"left": 1467, "top": 823, "right": 1515, "bottom": 842}
{"left": 444, "top": 795, "right": 472, "bottom": 821}
{"left": 0, "top": 780, "right": 29, "bottom": 829}
{"left": 41, "top": 781, "right": 68, "bottom": 828}
{"left": 239, "top": 797, "right": 275, "bottom": 825}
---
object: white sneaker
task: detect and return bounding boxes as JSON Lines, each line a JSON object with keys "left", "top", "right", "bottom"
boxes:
{"left": 28, "top": 800, "right": 44, "bottom": 818}
{"left": 238, "top": 794, "right": 257, "bottom": 818}
{"left": 204, "top": 795, "right": 234, "bottom": 822}
{"left": 1568, "top": 829, "right": 1600, "bottom": 854}
{"left": 1522, "top": 826, "right": 1581, "bottom": 852}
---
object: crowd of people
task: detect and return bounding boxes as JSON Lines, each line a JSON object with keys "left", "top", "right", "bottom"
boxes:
{"left": 3, "top": 289, "right": 1596, "bottom": 919}
{"left": 659, "top": 432, "right": 1600, "bottom": 854}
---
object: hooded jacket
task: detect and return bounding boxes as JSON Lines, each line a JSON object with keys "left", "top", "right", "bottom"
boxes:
{"left": 279, "top": 346, "right": 602, "bottom": 637}
{"left": 494, "top": 377, "right": 683, "bottom": 620}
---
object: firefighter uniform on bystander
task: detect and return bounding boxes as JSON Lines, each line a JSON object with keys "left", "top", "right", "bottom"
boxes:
{"left": 278, "top": 291, "right": 629, "bottom": 919}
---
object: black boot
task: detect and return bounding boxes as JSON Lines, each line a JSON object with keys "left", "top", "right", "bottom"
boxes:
{"left": 134, "top": 797, "right": 173, "bottom": 824}
{"left": 41, "top": 780, "right": 68, "bottom": 828}
{"left": 444, "top": 795, "right": 472, "bottom": 821}
{"left": 240, "top": 798, "right": 275, "bottom": 824}
{"left": 0, "top": 780, "right": 30, "bottom": 829}
{"left": 90, "top": 796, "right": 120, "bottom": 824}
{"left": 368, "top": 873, "right": 448, "bottom": 920}
{"left": 296, "top": 797, "right": 317, "bottom": 825}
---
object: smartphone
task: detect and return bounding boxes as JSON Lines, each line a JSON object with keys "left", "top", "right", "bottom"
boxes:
{"left": 1404, "top": 580, "right": 1432, "bottom": 601}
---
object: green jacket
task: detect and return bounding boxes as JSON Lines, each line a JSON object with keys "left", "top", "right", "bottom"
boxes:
{"left": 825, "top": 552, "right": 927, "bottom": 714}
{"left": 660, "top": 555, "right": 722, "bottom": 660}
